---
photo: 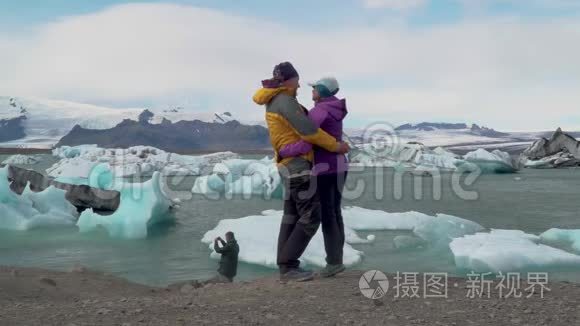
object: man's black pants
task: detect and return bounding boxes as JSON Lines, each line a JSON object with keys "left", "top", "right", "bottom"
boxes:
{"left": 277, "top": 174, "right": 321, "bottom": 273}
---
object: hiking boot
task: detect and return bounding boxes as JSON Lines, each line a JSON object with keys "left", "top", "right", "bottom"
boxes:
{"left": 318, "top": 264, "right": 345, "bottom": 278}
{"left": 280, "top": 269, "right": 315, "bottom": 282}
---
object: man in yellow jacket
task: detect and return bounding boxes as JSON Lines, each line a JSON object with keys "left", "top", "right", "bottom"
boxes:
{"left": 253, "top": 62, "right": 349, "bottom": 282}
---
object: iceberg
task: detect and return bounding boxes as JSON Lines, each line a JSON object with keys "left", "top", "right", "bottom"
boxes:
{"left": 450, "top": 230, "right": 580, "bottom": 272}
{"left": 77, "top": 171, "right": 174, "bottom": 239}
{"left": 462, "top": 148, "right": 517, "bottom": 173}
{"left": 349, "top": 143, "right": 459, "bottom": 171}
{"left": 540, "top": 229, "right": 580, "bottom": 252}
{"left": 2, "top": 154, "right": 40, "bottom": 165}
{"left": 226, "top": 175, "right": 274, "bottom": 198}
{"left": 192, "top": 174, "right": 226, "bottom": 197}
{"left": 213, "top": 159, "right": 258, "bottom": 179}
{"left": 193, "top": 158, "right": 283, "bottom": 199}
{"left": 350, "top": 142, "right": 518, "bottom": 173}
{"left": 519, "top": 128, "right": 580, "bottom": 168}
{"left": 1, "top": 163, "right": 174, "bottom": 239}
{"left": 53, "top": 145, "right": 99, "bottom": 159}
{"left": 0, "top": 166, "right": 78, "bottom": 231}
{"left": 88, "top": 163, "right": 114, "bottom": 190}
{"left": 523, "top": 151, "right": 580, "bottom": 169}
{"left": 48, "top": 145, "right": 238, "bottom": 178}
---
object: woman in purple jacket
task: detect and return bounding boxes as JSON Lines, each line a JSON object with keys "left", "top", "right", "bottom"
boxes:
{"left": 278, "top": 77, "right": 348, "bottom": 278}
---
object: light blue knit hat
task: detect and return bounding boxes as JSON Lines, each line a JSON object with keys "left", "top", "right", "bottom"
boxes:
{"left": 308, "top": 77, "right": 340, "bottom": 98}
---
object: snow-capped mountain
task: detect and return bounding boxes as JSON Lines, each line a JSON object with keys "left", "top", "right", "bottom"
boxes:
{"left": 0, "top": 96, "right": 243, "bottom": 148}
{"left": 395, "top": 122, "right": 508, "bottom": 137}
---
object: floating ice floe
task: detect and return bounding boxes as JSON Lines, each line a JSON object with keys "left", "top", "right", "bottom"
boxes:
{"left": 540, "top": 229, "right": 580, "bottom": 252}
{"left": 412, "top": 214, "right": 485, "bottom": 244}
{"left": 202, "top": 209, "right": 370, "bottom": 268}
{"left": 344, "top": 207, "right": 484, "bottom": 245}
{"left": 77, "top": 171, "right": 174, "bottom": 239}
{"left": 48, "top": 145, "right": 238, "bottom": 178}
{"left": 342, "top": 207, "right": 434, "bottom": 231}
{"left": 349, "top": 143, "right": 461, "bottom": 171}
{"left": 391, "top": 213, "right": 485, "bottom": 249}
{"left": 450, "top": 230, "right": 580, "bottom": 272}
{"left": 204, "top": 204, "right": 580, "bottom": 273}
{"left": 192, "top": 157, "right": 283, "bottom": 199}
{"left": 0, "top": 166, "right": 78, "bottom": 231}
{"left": 1, "top": 154, "right": 40, "bottom": 165}
{"left": 202, "top": 207, "right": 483, "bottom": 269}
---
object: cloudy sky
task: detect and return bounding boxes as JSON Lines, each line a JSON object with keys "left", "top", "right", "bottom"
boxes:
{"left": 1, "top": 0, "right": 580, "bottom": 131}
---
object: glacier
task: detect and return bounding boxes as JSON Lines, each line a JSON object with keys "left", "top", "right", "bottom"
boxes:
{"left": 0, "top": 96, "right": 250, "bottom": 148}
{"left": 0, "top": 97, "right": 143, "bottom": 148}
{"left": 0, "top": 166, "right": 78, "bottom": 231}
{"left": 48, "top": 145, "right": 238, "bottom": 178}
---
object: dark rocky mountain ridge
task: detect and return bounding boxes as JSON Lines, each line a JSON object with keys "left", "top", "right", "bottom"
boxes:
{"left": 56, "top": 111, "right": 271, "bottom": 152}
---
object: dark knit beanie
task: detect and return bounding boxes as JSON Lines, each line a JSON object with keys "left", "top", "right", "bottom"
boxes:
{"left": 273, "top": 62, "right": 299, "bottom": 82}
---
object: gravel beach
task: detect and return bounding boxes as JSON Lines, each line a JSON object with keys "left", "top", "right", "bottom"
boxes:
{"left": 1, "top": 266, "right": 579, "bottom": 325}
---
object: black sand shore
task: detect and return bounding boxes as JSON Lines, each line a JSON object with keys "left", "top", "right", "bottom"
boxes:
{"left": 1, "top": 266, "right": 579, "bottom": 325}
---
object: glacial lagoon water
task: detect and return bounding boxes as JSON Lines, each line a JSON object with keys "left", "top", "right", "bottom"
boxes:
{"left": 1, "top": 154, "right": 579, "bottom": 286}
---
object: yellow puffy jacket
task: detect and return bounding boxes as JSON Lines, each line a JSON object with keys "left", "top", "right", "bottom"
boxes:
{"left": 253, "top": 87, "right": 340, "bottom": 168}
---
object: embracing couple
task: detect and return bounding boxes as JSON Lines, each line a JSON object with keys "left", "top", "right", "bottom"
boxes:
{"left": 253, "top": 62, "right": 350, "bottom": 282}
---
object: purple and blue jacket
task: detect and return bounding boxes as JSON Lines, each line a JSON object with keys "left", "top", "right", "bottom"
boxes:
{"left": 279, "top": 96, "right": 348, "bottom": 176}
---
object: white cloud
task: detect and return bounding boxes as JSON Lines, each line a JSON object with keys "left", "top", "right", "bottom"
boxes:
{"left": 362, "top": 0, "right": 428, "bottom": 10}
{"left": 1, "top": 3, "right": 580, "bottom": 130}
